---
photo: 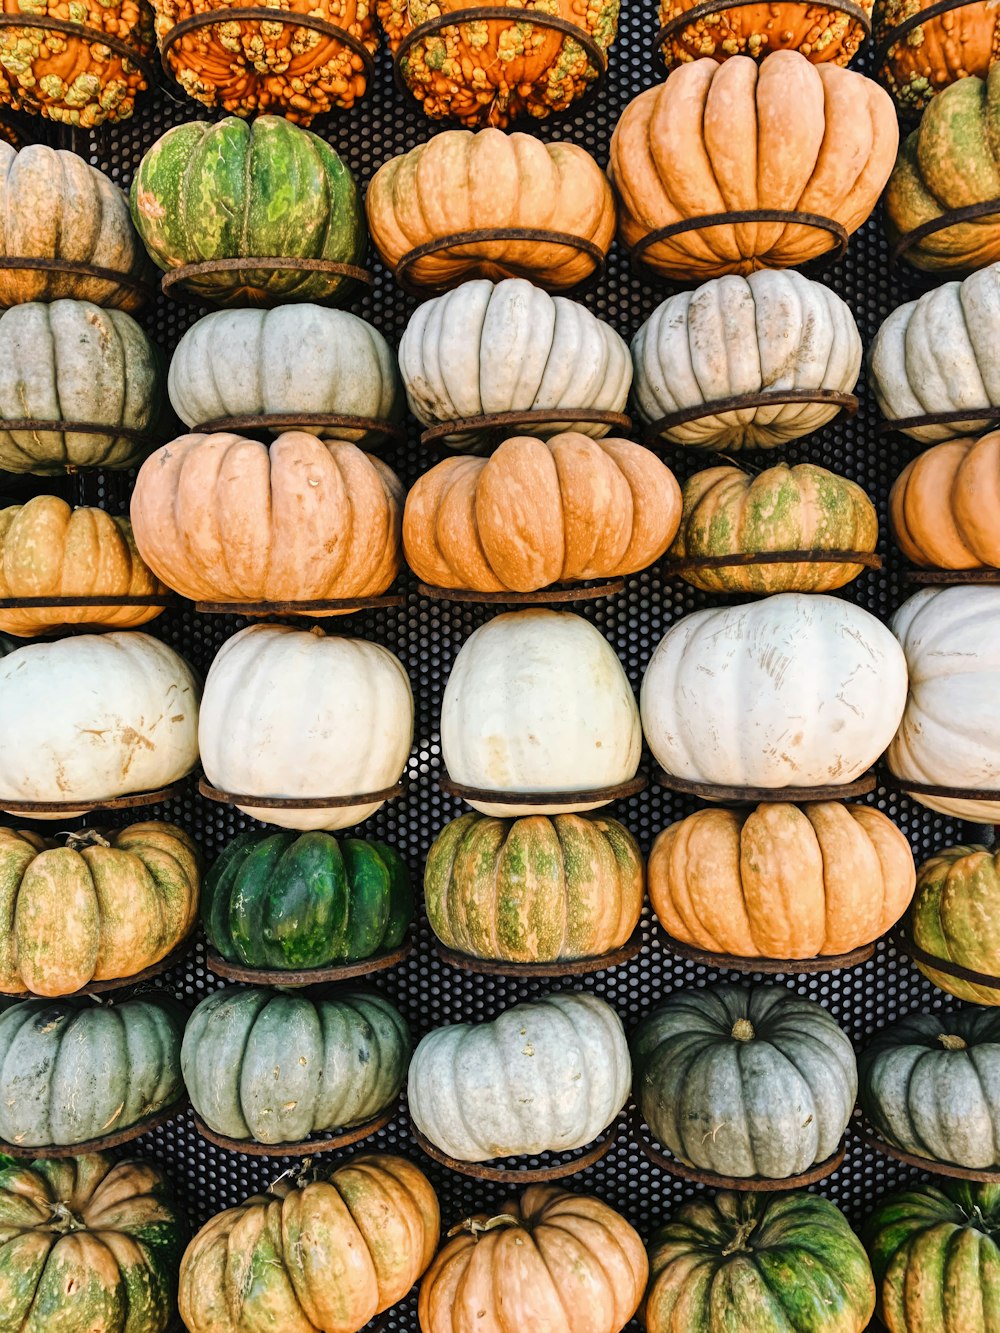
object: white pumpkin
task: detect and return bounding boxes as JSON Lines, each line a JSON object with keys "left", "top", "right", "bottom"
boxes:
{"left": 0, "top": 632, "right": 200, "bottom": 818}
{"left": 440, "top": 609, "right": 641, "bottom": 817}
{"left": 398, "top": 278, "right": 632, "bottom": 450}
{"left": 407, "top": 991, "right": 631, "bottom": 1162}
{"left": 888, "top": 586, "right": 1000, "bottom": 821}
{"left": 631, "top": 270, "right": 862, "bottom": 450}
{"left": 199, "top": 624, "right": 414, "bottom": 831}
{"left": 641, "top": 594, "right": 908, "bottom": 789}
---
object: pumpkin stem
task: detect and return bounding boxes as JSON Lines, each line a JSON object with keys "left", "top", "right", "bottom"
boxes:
{"left": 731, "top": 1018, "right": 755, "bottom": 1042}
{"left": 47, "top": 1202, "right": 86, "bottom": 1234}
{"left": 721, "top": 1218, "right": 758, "bottom": 1256}
{"left": 62, "top": 829, "right": 111, "bottom": 851}
{"left": 448, "top": 1213, "right": 522, "bottom": 1241}
{"left": 937, "top": 1034, "right": 968, "bottom": 1051}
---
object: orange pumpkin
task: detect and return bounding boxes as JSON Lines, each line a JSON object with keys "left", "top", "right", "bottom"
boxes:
{"left": 875, "top": 0, "right": 1000, "bottom": 115}
{"left": 890, "top": 433, "right": 1000, "bottom": 568}
{"left": 658, "top": 0, "right": 871, "bottom": 70}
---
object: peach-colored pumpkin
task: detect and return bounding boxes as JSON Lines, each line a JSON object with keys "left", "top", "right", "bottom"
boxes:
{"left": 890, "top": 433, "right": 1000, "bottom": 568}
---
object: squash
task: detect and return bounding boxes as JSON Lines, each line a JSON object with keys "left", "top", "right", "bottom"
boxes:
{"left": 0, "top": 632, "right": 200, "bottom": 819}
{"left": 0, "top": 992, "right": 185, "bottom": 1147}
{"left": 366, "top": 129, "right": 616, "bottom": 292}
{"left": 0, "top": 113, "right": 19, "bottom": 145}
{"left": 0, "top": 1153, "right": 183, "bottom": 1333}
{"left": 609, "top": 53, "right": 897, "bottom": 279}
{"left": 875, "top": 0, "right": 1000, "bottom": 115}
{"left": 890, "top": 435, "right": 1000, "bottom": 569}
{"left": 649, "top": 801, "right": 915, "bottom": 960}
{"left": 398, "top": 278, "right": 632, "bottom": 450}
{"left": 908, "top": 843, "right": 1000, "bottom": 1004}
{"left": 203, "top": 829, "right": 412, "bottom": 970}
{"left": 407, "top": 991, "right": 630, "bottom": 1161}
{"left": 199, "top": 624, "right": 413, "bottom": 832}
{"left": 440, "top": 609, "right": 641, "bottom": 816}
{"left": 0, "top": 822, "right": 200, "bottom": 997}
{"left": 130, "top": 432, "right": 403, "bottom": 610}
{"left": 632, "top": 271, "right": 862, "bottom": 449}
{"left": 418, "top": 1186, "right": 647, "bottom": 1333}
{"left": 669, "top": 463, "right": 878, "bottom": 593}
{"left": 130, "top": 117, "right": 365, "bottom": 307}
{"left": 647, "top": 1191, "right": 876, "bottom": 1333}
{"left": 658, "top": 0, "right": 871, "bottom": 69}
{"left": 168, "top": 306, "right": 402, "bottom": 446}
{"left": 180, "top": 1153, "right": 439, "bottom": 1333}
{"left": 641, "top": 593, "right": 908, "bottom": 789}
{"left": 424, "top": 811, "right": 644, "bottom": 963}
{"left": 181, "top": 986, "right": 410, "bottom": 1144}
{"left": 403, "top": 433, "right": 682, "bottom": 593}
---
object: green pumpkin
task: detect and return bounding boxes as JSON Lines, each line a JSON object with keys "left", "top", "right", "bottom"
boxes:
{"left": 909, "top": 844, "right": 1000, "bottom": 1004}
{"left": 202, "top": 830, "right": 412, "bottom": 971}
{"left": 130, "top": 116, "right": 365, "bottom": 307}
{"left": 646, "top": 1191, "right": 876, "bottom": 1333}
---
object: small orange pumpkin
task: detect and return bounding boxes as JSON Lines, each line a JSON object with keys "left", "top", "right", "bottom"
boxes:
{"left": 890, "top": 433, "right": 1000, "bottom": 568}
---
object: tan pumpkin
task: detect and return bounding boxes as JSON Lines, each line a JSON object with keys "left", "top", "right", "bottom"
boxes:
{"left": 403, "top": 433, "right": 682, "bottom": 593}
{"left": 890, "top": 433, "right": 1000, "bottom": 568}
{"left": 659, "top": 0, "right": 871, "bottom": 70}
{"left": 130, "top": 432, "right": 402, "bottom": 612}
{"left": 874, "top": 0, "right": 1000, "bottom": 115}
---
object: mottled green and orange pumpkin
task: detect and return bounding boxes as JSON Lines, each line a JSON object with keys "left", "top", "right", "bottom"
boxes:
{"left": 908, "top": 843, "right": 1000, "bottom": 1004}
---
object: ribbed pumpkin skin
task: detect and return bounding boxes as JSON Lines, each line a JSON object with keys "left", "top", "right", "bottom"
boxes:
{"left": 180, "top": 1153, "right": 439, "bottom": 1333}
{"left": 890, "top": 435, "right": 1000, "bottom": 568}
{"left": 658, "top": 0, "right": 870, "bottom": 68}
{"left": 909, "top": 844, "right": 1000, "bottom": 1003}
{"left": 203, "top": 829, "right": 412, "bottom": 970}
{"left": 418, "top": 1186, "right": 648, "bottom": 1333}
{"left": 424, "top": 812, "right": 644, "bottom": 962}
{"left": 632, "top": 983, "right": 858, "bottom": 1177}
{"left": 647, "top": 1191, "right": 876, "bottom": 1333}
{"left": 875, "top": 0, "right": 1000, "bottom": 114}
{"left": 181, "top": 987, "right": 410, "bottom": 1144}
{"left": 0, "top": 1154, "right": 183, "bottom": 1333}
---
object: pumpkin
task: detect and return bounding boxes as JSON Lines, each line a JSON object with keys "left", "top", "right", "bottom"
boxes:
{"left": 403, "top": 434, "right": 682, "bottom": 593}
{"left": 608, "top": 53, "right": 897, "bottom": 279}
{"left": 875, "top": 0, "right": 1000, "bottom": 115}
{"left": 632, "top": 271, "right": 863, "bottom": 449}
{"left": 168, "top": 305, "right": 402, "bottom": 446}
{"left": 408, "top": 991, "right": 630, "bottom": 1162}
{"left": 0, "top": 992, "right": 184, "bottom": 1147}
{"left": 398, "top": 278, "right": 632, "bottom": 450}
{"left": 649, "top": 801, "right": 915, "bottom": 960}
{"left": 0, "top": 822, "right": 200, "bottom": 998}
{"left": 199, "top": 624, "right": 413, "bottom": 832}
{"left": 130, "top": 432, "right": 403, "bottom": 610}
{"left": 641, "top": 593, "right": 908, "bottom": 790}
{"left": 908, "top": 843, "right": 1000, "bottom": 1005}
{"left": 0, "top": 113, "right": 19, "bottom": 145}
{"left": 424, "top": 811, "right": 644, "bottom": 963}
{"left": 130, "top": 117, "right": 365, "bottom": 307}
{"left": 669, "top": 463, "right": 878, "bottom": 593}
{"left": 646, "top": 1191, "right": 876, "bottom": 1333}
{"left": 440, "top": 609, "right": 641, "bottom": 816}
{"left": 203, "top": 829, "right": 412, "bottom": 970}
{"left": 366, "top": 129, "right": 615, "bottom": 293}
{"left": 180, "top": 1153, "right": 439, "bottom": 1333}
{"left": 0, "top": 1153, "right": 183, "bottom": 1333}
{"left": 888, "top": 586, "right": 1000, "bottom": 821}
{"left": 181, "top": 987, "right": 410, "bottom": 1144}
{"left": 0, "top": 632, "right": 200, "bottom": 819}
{"left": 418, "top": 1186, "right": 647, "bottom": 1333}
{"left": 657, "top": 0, "right": 871, "bottom": 70}
{"left": 890, "top": 435, "right": 1000, "bottom": 569}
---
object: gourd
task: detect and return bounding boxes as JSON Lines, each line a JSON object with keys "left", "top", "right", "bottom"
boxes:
{"left": 874, "top": 0, "right": 1000, "bottom": 114}
{"left": 0, "top": 992, "right": 185, "bottom": 1146}
{"left": 407, "top": 991, "right": 630, "bottom": 1161}
{"left": 632, "top": 271, "right": 862, "bottom": 448}
{"left": 168, "top": 306, "right": 402, "bottom": 446}
{"left": 403, "top": 434, "right": 682, "bottom": 593}
{"left": 198, "top": 624, "right": 413, "bottom": 832}
{"left": 650, "top": 801, "right": 915, "bottom": 960}
{"left": 0, "top": 632, "right": 200, "bottom": 818}
{"left": 130, "top": 116, "right": 365, "bottom": 306}
{"left": 398, "top": 278, "right": 631, "bottom": 449}
{"left": 669, "top": 463, "right": 877, "bottom": 594}
{"left": 0, "top": 822, "right": 200, "bottom": 997}
{"left": 890, "top": 435, "right": 1000, "bottom": 568}
{"left": 424, "top": 811, "right": 644, "bottom": 963}
{"left": 418, "top": 1186, "right": 647, "bottom": 1333}
{"left": 366, "top": 129, "right": 616, "bottom": 292}
{"left": 0, "top": 300, "right": 163, "bottom": 475}
{"left": 203, "top": 829, "right": 412, "bottom": 970}
{"left": 609, "top": 53, "right": 897, "bottom": 279}
{"left": 658, "top": 0, "right": 871, "bottom": 69}
{"left": 641, "top": 593, "right": 908, "bottom": 789}
{"left": 647, "top": 1191, "right": 876, "bottom": 1333}
{"left": 908, "top": 843, "right": 1000, "bottom": 1004}
{"left": 181, "top": 987, "right": 410, "bottom": 1144}
{"left": 440, "top": 609, "right": 641, "bottom": 816}
{"left": 0, "top": 1153, "right": 183, "bottom": 1333}
{"left": 130, "top": 432, "right": 403, "bottom": 609}
{"left": 180, "top": 1153, "right": 440, "bottom": 1333}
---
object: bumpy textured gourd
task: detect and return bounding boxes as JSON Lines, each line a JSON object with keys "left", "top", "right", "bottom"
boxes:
{"left": 874, "top": 0, "right": 1000, "bottom": 114}
{"left": 659, "top": 0, "right": 871, "bottom": 69}
{"left": 908, "top": 843, "right": 1000, "bottom": 1003}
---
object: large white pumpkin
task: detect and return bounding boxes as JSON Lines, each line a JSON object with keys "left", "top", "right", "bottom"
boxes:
{"left": 641, "top": 594, "right": 908, "bottom": 789}
{"left": 199, "top": 624, "right": 413, "bottom": 831}
{"left": 440, "top": 610, "right": 641, "bottom": 817}
{"left": 0, "top": 633, "right": 200, "bottom": 818}
{"left": 888, "top": 586, "right": 1000, "bottom": 821}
